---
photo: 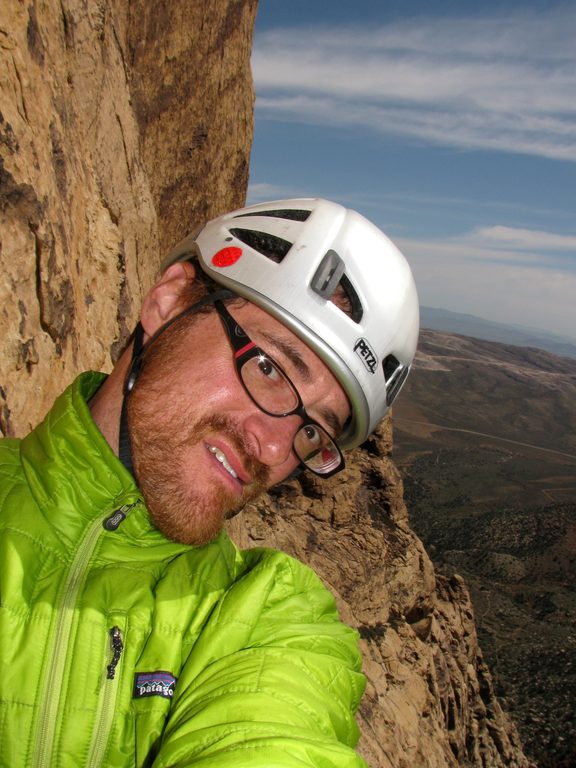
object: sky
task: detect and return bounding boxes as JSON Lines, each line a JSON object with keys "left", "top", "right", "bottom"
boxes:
{"left": 247, "top": 0, "right": 576, "bottom": 342}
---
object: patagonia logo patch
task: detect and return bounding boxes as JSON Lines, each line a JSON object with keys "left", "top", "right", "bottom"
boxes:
{"left": 354, "top": 338, "right": 378, "bottom": 374}
{"left": 133, "top": 671, "right": 177, "bottom": 700}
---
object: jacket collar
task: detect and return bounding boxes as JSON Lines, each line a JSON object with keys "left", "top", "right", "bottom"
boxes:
{"left": 19, "top": 372, "right": 189, "bottom": 551}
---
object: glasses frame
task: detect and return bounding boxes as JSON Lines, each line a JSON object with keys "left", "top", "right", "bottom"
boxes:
{"left": 214, "top": 300, "right": 345, "bottom": 477}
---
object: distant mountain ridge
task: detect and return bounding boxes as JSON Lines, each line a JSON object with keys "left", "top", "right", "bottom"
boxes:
{"left": 421, "top": 306, "right": 576, "bottom": 359}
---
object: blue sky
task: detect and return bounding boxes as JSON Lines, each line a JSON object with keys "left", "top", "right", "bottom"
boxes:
{"left": 247, "top": 1, "right": 576, "bottom": 341}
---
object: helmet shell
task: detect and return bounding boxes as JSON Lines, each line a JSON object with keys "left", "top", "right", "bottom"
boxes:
{"left": 167, "top": 198, "right": 419, "bottom": 449}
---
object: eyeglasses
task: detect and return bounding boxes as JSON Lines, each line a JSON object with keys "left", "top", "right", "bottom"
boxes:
{"left": 214, "top": 300, "right": 345, "bottom": 477}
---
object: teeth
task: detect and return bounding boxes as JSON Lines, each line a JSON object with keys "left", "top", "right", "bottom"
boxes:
{"left": 207, "top": 444, "right": 238, "bottom": 479}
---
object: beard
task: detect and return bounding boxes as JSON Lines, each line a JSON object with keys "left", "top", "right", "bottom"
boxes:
{"left": 129, "top": 403, "right": 270, "bottom": 546}
{"left": 126, "top": 314, "right": 271, "bottom": 546}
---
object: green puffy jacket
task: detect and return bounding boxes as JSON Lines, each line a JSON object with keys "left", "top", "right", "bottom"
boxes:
{"left": 0, "top": 373, "right": 367, "bottom": 767}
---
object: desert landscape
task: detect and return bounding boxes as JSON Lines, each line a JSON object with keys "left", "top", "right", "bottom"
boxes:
{"left": 392, "top": 329, "right": 576, "bottom": 767}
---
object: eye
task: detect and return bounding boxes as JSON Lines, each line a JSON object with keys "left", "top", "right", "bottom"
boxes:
{"left": 302, "top": 425, "right": 322, "bottom": 446}
{"left": 257, "top": 356, "right": 282, "bottom": 382}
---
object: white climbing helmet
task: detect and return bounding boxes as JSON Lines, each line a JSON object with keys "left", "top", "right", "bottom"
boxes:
{"left": 166, "top": 198, "right": 419, "bottom": 450}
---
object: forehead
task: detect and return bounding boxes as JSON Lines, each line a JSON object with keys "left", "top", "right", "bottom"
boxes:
{"left": 230, "top": 299, "right": 323, "bottom": 369}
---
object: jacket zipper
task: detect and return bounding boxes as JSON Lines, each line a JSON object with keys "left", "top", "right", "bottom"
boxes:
{"left": 31, "top": 504, "right": 136, "bottom": 768}
{"left": 86, "top": 626, "right": 126, "bottom": 766}
{"left": 107, "top": 626, "right": 124, "bottom": 679}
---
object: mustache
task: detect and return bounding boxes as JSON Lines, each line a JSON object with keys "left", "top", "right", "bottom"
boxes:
{"left": 187, "top": 414, "right": 271, "bottom": 522}
{"left": 177, "top": 413, "right": 270, "bottom": 488}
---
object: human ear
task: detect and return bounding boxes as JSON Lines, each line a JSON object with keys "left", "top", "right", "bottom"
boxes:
{"left": 139, "top": 261, "right": 196, "bottom": 338}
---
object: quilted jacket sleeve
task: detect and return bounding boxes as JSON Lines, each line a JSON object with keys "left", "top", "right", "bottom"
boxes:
{"left": 153, "top": 548, "right": 368, "bottom": 767}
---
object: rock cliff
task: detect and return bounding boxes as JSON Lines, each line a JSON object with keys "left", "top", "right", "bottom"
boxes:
{"left": 0, "top": 0, "right": 255, "bottom": 436}
{"left": 0, "top": 1, "right": 532, "bottom": 765}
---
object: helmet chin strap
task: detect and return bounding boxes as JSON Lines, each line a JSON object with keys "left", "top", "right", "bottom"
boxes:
{"left": 118, "top": 289, "right": 235, "bottom": 477}
{"left": 118, "top": 321, "right": 145, "bottom": 476}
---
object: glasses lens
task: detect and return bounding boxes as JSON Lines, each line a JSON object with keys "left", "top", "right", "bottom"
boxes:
{"left": 294, "top": 424, "right": 343, "bottom": 476}
{"left": 240, "top": 354, "right": 299, "bottom": 415}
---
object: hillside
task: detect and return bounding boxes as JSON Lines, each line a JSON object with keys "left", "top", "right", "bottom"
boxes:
{"left": 420, "top": 307, "right": 576, "bottom": 359}
{"left": 392, "top": 330, "right": 576, "bottom": 767}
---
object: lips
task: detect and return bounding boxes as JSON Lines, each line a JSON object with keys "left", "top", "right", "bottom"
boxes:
{"left": 205, "top": 439, "right": 258, "bottom": 489}
{"left": 207, "top": 444, "right": 239, "bottom": 479}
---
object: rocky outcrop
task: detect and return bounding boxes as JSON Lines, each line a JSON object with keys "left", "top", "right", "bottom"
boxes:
{"left": 229, "top": 419, "right": 533, "bottom": 767}
{"left": 0, "top": 0, "right": 256, "bottom": 436}
{"left": 126, "top": 1, "right": 256, "bottom": 255}
{"left": 0, "top": 1, "right": 532, "bottom": 765}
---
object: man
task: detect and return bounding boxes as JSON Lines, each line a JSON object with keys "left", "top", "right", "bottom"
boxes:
{"left": 0, "top": 198, "right": 418, "bottom": 766}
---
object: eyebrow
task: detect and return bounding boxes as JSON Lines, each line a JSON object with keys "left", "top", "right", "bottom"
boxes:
{"left": 259, "top": 330, "right": 312, "bottom": 383}
{"left": 318, "top": 406, "right": 345, "bottom": 439}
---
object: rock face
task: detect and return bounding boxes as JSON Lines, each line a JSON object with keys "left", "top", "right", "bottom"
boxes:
{"left": 0, "top": 2, "right": 532, "bottom": 766}
{"left": 0, "top": 0, "right": 255, "bottom": 436}
{"left": 126, "top": 1, "right": 256, "bottom": 255}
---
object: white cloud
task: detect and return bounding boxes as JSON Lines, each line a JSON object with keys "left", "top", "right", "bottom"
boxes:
{"left": 252, "top": 10, "right": 576, "bottom": 161}
{"left": 469, "top": 226, "right": 576, "bottom": 251}
{"left": 395, "top": 231, "right": 576, "bottom": 338}
{"left": 246, "top": 182, "right": 297, "bottom": 201}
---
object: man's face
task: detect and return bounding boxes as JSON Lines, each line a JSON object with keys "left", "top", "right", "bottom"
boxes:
{"left": 127, "top": 299, "right": 350, "bottom": 546}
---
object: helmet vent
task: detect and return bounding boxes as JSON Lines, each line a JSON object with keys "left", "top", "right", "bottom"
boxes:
{"left": 229, "top": 228, "right": 291, "bottom": 263}
{"left": 312, "top": 252, "right": 364, "bottom": 323}
{"left": 336, "top": 274, "right": 363, "bottom": 323}
{"left": 311, "top": 250, "right": 345, "bottom": 299}
{"left": 383, "top": 355, "right": 400, "bottom": 381}
{"left": 383, "top": 356, "right": 410, "bottom": 406}
{"left": 234, "top": 208, "right": 311, "bottom": 222}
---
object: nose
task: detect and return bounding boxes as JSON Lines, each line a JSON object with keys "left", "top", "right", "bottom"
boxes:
{"left": 243, "top": 410, "right": 302, "bottom": 469}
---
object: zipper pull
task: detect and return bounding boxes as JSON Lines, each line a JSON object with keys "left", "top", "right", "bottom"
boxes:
{"left": 106, "top": 626, "right": 124, "bottom": 680}
{"left": 104, "top": 502, "right": 137, "bottom": 531}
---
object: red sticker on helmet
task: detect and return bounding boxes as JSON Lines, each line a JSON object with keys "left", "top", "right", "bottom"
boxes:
{"left": 212, "top": 247, "right": 242, "bottom": 267}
